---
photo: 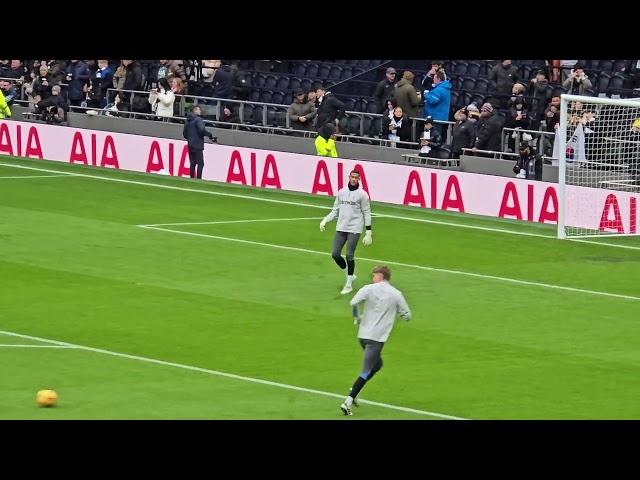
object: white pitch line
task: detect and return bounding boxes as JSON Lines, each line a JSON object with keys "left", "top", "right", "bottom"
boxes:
{"left": 569, "top": 238, "right": 640, "bottom": 251}
{"left": 0, "top": 174, "right": 71, "bottom": 179}
{"left": 139, "top": 225, "right": 640, "bottom": 302}
{"left": 0, "top": 329, "right": 465, "bottom": 420}
{"left": 1, "top": 161, "right": 638, "bottom": 251}
{"left": 141, "top": 217, "right": 324, "bottom": 227}
{"left": 0, "top": 344, "right": 77, "bottom": 348}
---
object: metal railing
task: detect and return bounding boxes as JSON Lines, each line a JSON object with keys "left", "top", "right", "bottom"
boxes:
{"left": 501, "top": 127, "right": 555, "bottom": 153}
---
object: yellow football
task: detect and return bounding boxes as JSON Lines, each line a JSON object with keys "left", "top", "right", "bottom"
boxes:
{"left": 36, "top": 389, "right": 58, "bottom": 407}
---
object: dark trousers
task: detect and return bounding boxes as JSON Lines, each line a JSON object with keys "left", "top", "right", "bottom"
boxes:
{"left": 188, "top": 148, "right": 204, "bottom": 179}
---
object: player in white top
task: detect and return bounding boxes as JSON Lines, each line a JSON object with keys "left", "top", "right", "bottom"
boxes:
{"left": 319, "top": 170, "right": 372, "bottom": 294}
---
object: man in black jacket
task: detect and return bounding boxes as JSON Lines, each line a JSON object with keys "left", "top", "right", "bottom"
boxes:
{"left": 183, "top": 105, "right": 216, "bottom": 179}
{"left": 474, "top": 102, "right": 505, "bottom": 153}
{"left": 315, "top": 85, "right": 346, "bottom": 132}
{"left": 451, "top": 107, "right": 477, "bottom": 159}
{"left": 513, "top": 141, "right": 542, "bottom": 180}
{"left": 373, "top": 67, "right": 397, "bottom": 113}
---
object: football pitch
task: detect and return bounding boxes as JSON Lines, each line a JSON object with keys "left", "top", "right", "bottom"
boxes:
{"left": 1, "top": 156, "right": 638, "bottom": 419}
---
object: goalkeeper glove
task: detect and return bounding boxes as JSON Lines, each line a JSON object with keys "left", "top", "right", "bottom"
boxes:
{"left": 353, "top": 315, "right": 362, "bottom": 326}
{"left": 362, "top": 230, "right": 372, "bottom": 246}
{"left": 319, "top": 219, "right": 327, "bottom": 232}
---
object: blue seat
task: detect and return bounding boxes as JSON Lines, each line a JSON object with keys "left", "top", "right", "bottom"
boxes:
{"left": 300, "top": 79, "right": 313, "bottom": 91}
{"left": 260, "top": 90, "right": 273, "bottom": 103}
{"left": 347, "top": 116, "right": 361, "bottom": 135}
{"left": 461, "top": 77, "right": 476, "bottom": 91}
{"left": 453, "top": 62, "right": 468, "bottom": 75}
{"left": 596, "top": 73, "right": 611, "bottom": 92}
{"left": 305, "top": 63, "right": 319, "bottom": 78}
{"left": 271, "top": 91, "right": 285, "bottom": 105}
{"left": 252, "top": 74, "right": 266, "bottom": 89}
{"left": 467, "top": 62, "right": 481, "bottom": 76}
{"left": 475, "top": 78, "right": 489, "bottom": 93}
{"left": 598, "top": 60, "right": 614, "bottom": 73}
{"left": 340, "top": 67, "right": 353, "bottom": 80}
{"left": 264, "top": 75, "right": 278, "bottom": 90}
{"left": 276, "top": 77, "right": 290, "bottom": 90}
{"left": 329, "top": 66, "right": 343, "bottom": 80}
{"left": 294, "top": 63, "right": 307, "bottom": 76}
{"left": 366, "top": 101, "right": 378, "bottom": 113}
{"left": 342, "top": 98, "right": 356, "bottom": 111}
{"left": 289, "top": 77, "right": 301, "bottom": 91}
{"left": 317, "top": 65, "right": 330, "bottom": 79}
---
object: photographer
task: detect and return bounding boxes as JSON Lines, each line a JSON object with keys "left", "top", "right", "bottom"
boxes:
{"left": 513, "top": 140, "right": 542, "bottom": 181}
{"left": 34, "top": 85, "right": 68, "bottom": 124}
{"left": 563, "top": 64, "right": 592, "bottom": 95}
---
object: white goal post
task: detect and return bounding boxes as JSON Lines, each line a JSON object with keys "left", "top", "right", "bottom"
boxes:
{"left": 557, "top": 94, "right": 640, "bottom": 239}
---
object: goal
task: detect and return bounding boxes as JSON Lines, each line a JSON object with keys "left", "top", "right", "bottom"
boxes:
{"left": 557, "top": 94, "right": 640, "bottom": 239}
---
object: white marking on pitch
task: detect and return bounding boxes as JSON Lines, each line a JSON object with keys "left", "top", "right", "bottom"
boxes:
{"left": 0, "top": 344, "right": 78, "bottom": 348}
{"left": 138, "top": 224, "right": 640, "bottom": 302}
{"left": 0, "top": 174, "right": 71, "bottom": 179}
{"left": 0, "top": 329, "right": 465, "bottom": 420}
{"left": 140, "top": 217, "right": 325, "bottom": 227}
{"left": 1, "top": 161, "right": 638, "bottom": 251}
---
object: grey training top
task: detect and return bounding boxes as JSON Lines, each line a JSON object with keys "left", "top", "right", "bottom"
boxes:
{"left": 323, "top": 186, "right": 371, "bottom": 234}
{"left": 350, "top": 281, "right": 411, "bottom": 343}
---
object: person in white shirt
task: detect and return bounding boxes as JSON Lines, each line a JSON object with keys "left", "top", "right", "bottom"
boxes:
{"left": 340, "top": 265, "right": 412, "bottom": 416}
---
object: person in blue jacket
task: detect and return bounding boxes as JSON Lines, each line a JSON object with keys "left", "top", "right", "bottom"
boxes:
{"left": 423, "top": 70, "right": 451, "bottom": 134}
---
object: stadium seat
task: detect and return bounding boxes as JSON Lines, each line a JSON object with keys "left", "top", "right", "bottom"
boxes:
{"left": 294, "top": 63, "right": 307, "bottom": 76}
{"left": 366, "top": 101, "right": 379, "bottom": 113}
{"left": 342, "top": 98, "right": 356, "bottom": 111}
{"left": 453, "top": 62, "right": 468, "bottom": 75}
{"left": 356, "top": 82, "right": 373, "bottom": 96}
{"left": 347, "top": 116, "right": 361, "bottom": 135}
{"left": 475, "top": 78, "right": 489, "bottom": 93}
{"left": 306, "top": 63, "right": 319, "bottom": 78}
{"left": 354, "top": 98, "right": 366, "bottom": 112}
{"left": 276, "top": 77, "right": 290, "bottom": 90}
{"left": 613, "top": 60, "right": 628, "bottom": 72}
{"left": 461, "top": 77, "right": 476, "bottom": 91}
{"left": 289, "top": 77, "right": 301, "bottom": 91}
{"left": 239, "top": 104, "right": 254, "bottom": 123}
{"left": 596, "top": 73, "right": 611, "bottom": 93}
{"left": 329, "top": 66, "right": 343, "bottom": 80}
{"left": 249, "top": 90, "right": 261, "bottom": 103}
{"left": 317, "top": 65, "right": 330, "bottom": 79}
{"left": 467, "top": 62, "right": 481, "bottom": 77}
{"left": 300, "top": 79, "right": 313, "bottom": 92}
{"left": 260, "top": 90, "right": 274, "bottom": 103}
{"left": 340, "top": 67, "right": 353, "bottom": 80}
{"left": 369, "top": 116, "right": 383, "bottom": 137}
{"left": 264, "top": 75, "right": 278, "bottom": 90}
{"left": 253, "top": 74, "right": 266, "bottom": 89}
{"left": 271, "top": 91, "right": 285, "bottom": 105}
{"left": 468, "top": 94, "right": 485, "bottom": 109}
{"left": 599, "top": 60, "right": 614, "bottom": 73}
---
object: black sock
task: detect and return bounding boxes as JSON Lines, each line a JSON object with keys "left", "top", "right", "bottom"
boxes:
{"left": 349, "top": 376, "right": 367, "bottom": 399}
{"left": 333, "top": 255, "right": 346, "bottom": 269}
{"left": 347, "top": 260, "right": 355, "bottom": 275}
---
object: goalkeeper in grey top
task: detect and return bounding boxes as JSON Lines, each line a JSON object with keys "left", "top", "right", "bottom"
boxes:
{"left": 319, "top": 170, "right": 372, "bottom": 295}
{"left": 340, "top": 265, "right": 411, "bottom": 416}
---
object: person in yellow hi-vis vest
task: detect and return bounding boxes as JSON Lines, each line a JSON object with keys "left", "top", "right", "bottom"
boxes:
{"left": 315, "top": 123, "right": 338, "bottom": 157}
{"left": 0, "top": 88, "right": 12, "bottom": 119}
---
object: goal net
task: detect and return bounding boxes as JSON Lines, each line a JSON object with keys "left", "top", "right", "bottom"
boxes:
{"left": 557, "top": 94, "right": 640, "bottom": 239}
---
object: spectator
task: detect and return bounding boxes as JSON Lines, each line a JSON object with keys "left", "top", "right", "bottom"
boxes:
{"left": 507, "top": 83, "right": 530, "bottom": 129}
{"left": 383, "top": 98, "right": 398, "bottom": 120}
{"left": 0, "top": 59, "right": 8, "bottom": 76}
{"left": 113, "top": 61, "right": 127, "bottom": 91}
{"left": 421, "top": 60, "right": 445, "bottom": 92}
{"left": 382, "top": 106, "right": 411, "bottom": 144}
{"left": 148, "top": 77, "right": 175, "bottom": 121}
{"left": 315, "top": 123, "right": 338, "bottom": 157}
{"left": 46, "top": 60, "right": 66, "bottom": 84}
{"left": 31, "top": 65, "right": 53, "bottom": 102}
{"left": 122, "top": 60, "right": 146, "bottom": 113}
{"left": 394, "top": 71, "right": 421, "bottom": 120}
{"left": 64, "top": 60, "right": 90, "bottom": 107}
{"left": 474, "top": 102, "right": 505, "bottom": 153}
{"left": 562, "top": 64, "right": 592, "bottom": 95}
{"left": 6, "top": 60, "right": 26, "bottom": 83}
{"left": 418, "top": 116, "right": 443, "bottom": 158}
{"left": 560, "top": 60, "right": 578, "bottom": 83}
{"left": 513, "top": 140, "right": 542, "bottom": 180}
{"left": 315, "top": 84, "right": 346, "bottom": 132}
{"left": 210, "top": 60, "right": 233, "bottom": 99}
{"left": 183, "top": 104, "right": 215, "bottom": 179}
{"left": 450, "top": 107, "right": 477, "bottom": 159}
{"left": 230, "top": 62, "right": 251, "bottom": 101}
{"left": 288, "top": 88, "right": 317, "bottom": 130}
{"left": 423, "top": 69, "right": 451, "bottom": 125}
{"left": 306, "top": 88, "right": 317, "bottom": 106}
{"left": 541, "top": 96, "right": 561, "bottom": 156}
{"left": 166, "top": 60, "right": 187, "bottom": 81}
{"left": 86, "top": 60, "right": 113, "bottom": 108}
{"left": 373, "top": 67, "right": 397, "bottom": 114}
{"left": 488, "top": 60, "right": 520, "bottom": 107}
{"left": 34, "top": 84, "right": 68, "bottom": 123}
{"left": 0, "top": 88, "right": 11, "bottom": 119}
{"left": 171, "top": 77, "right": 187, "bottom": 117}
{"left": 0, "top": 79, "right": 19, "bottom": 106}
{"left": 220, "top": 103, "right": 240, "bottom": 126}
{"left": 528, "top": 69, "right": 549, "bottom": 128}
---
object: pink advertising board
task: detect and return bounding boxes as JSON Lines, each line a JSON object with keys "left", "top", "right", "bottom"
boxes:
{"left": 1, "top": 120, "right": 637, "bottom": 233}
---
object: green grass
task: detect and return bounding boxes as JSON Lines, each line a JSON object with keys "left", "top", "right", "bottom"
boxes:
{"left": 0, "top": 156, "right": 639, "bottom": 419}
